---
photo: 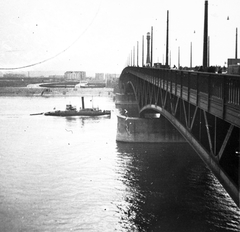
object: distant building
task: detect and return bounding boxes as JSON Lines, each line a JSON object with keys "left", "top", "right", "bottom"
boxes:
{"left": 105, "top": 73, "right": 119, "bottom": 88}
{"left": 64, "top": 71, "right": 86, "bottom": 81}
{"left": 49, "top": 75, "right": 64, "bottom": 79}
{"left": 105, "top": 73, "right": 119, "bottom": 81}
{"left": 228, "top": 59, "right": 240, "bottom": 66}
{"left": 228, "top": 59, "right": 240, "bottom": 75}
{"left": 95, "top": 73, "right": 104, "bottom": 80}
{"left": 3, "top": 73, "right": 26, "bottom": 78}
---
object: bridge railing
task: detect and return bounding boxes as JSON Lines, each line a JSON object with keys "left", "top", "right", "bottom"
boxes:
{"left": 130, "top": 67, "right": 240, "bottom": 106}
{"left": 228, "top": 77, "right": 240, "bottom": 105}
{"left": 123, "top": 67, "right": 240, "bottom": 126}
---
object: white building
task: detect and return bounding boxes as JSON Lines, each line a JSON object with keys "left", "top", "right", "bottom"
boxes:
{"left": 64, "top": 71, "right": 86, "bottom": 81}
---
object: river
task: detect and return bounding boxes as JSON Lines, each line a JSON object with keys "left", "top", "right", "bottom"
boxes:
{"left": 0, "top": 96, "right": 239, "bottom": 231}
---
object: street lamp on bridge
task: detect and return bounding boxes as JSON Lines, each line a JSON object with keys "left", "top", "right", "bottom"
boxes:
{"left": 146, "top": 32, "right": 151, "bottom": 66}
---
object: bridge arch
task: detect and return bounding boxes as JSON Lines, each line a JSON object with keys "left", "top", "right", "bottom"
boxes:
{"left": 139, "top": 104, "right": 162, "bottom": 117}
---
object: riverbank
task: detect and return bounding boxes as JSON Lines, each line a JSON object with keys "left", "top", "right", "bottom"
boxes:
{"left": 0, "top": 87, "right": 114, "bottom": 97}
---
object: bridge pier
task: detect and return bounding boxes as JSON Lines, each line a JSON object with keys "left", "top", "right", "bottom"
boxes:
{"left": 116, "top": 114, "right": 185, "bottom": 143}
{"left": 115, "top": 94, "right": 185, "bottom": 143}
{"left": 115, "top": 93, "right": 139, "bottom": 117}
{"left": 115, "top": 93, "right": 138, "bottom": 108}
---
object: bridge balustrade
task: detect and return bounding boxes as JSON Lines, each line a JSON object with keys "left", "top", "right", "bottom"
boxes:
{"left": 134, "top": 67, "right": 240, "bottom": 107}
{"left": 211, "top": 75, "right": 223, "bottom": 99}
{"left": 228, "top": 77, "right": 240, "bottom": 105}
{"left": 175, "top": 71, "right": 182, "bottom": 97}
{"left": 123, "top": 67, "right": 240, "bottom": 126}
{"left": 126, "top": 67, "right": 240, "bottom": 105}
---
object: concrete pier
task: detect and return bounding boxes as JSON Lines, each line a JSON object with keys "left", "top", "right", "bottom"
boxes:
{"left": 115, "top": 93, "right": 139, "bottom": 117}
{"left": 115, "top": 93, "right": 137, "bottom": 106}
{"left": 116, "top": 114, "right": 185, "bottom": 143}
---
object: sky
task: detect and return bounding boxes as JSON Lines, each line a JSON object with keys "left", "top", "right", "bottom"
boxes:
{"left": 0, "top": 0, "right": 239, "bottom": 76}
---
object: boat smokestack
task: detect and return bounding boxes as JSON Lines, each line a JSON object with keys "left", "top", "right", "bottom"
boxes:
{"left": 203, "top": 0, "right": 208, "bottom": 70}
{"left": 81, "top": 97, "right": 85, "bottom": 109}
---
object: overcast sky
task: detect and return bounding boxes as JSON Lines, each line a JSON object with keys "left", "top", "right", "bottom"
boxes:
{"left": 0, "top": 0, "right": 239, "bottom": 75}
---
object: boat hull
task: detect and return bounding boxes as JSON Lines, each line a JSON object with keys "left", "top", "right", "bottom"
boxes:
{"left": 44, "top": 110, "right": 111, "bottom": 117}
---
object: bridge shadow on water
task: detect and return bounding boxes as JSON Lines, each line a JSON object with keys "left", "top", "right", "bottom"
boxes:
{"left": 115, "top": 142, "right": 240, "bottom": 232}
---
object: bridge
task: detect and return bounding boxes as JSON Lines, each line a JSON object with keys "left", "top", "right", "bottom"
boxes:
{"left": 118, "top": 66, "right": 240, "bottom": 207}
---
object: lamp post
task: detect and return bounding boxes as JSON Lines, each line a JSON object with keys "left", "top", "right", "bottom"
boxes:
{"left": 190, "top": 42, "right": 192, "bottom": 68}
{"left": 146, "top": 32, "right": 151, "bottom": 66}
{"left": 236, "top": 27, "right": 238, "bottom": 59}
{"left": 151, "top": 26, "right": 153, "bottom": 67}
{"left": 133, "top": 46, "right": 135, "bottom": 66}
{"left": 166, "top": 10, "right": 169, "bottom": 66}
{"left": 202, "top": 0, "right": 208, "bottom": 70}
{"left": 178, "top": 46, "right": 180, "bottom": 69}
{"left": 137, "top": 41, "right": 139, "bottom": 67}
{"left": 142, "top": 35, "right": 144, "bottom": 67}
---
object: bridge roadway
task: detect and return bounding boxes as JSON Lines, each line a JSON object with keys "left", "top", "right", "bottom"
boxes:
{"left": 119, "top": 66, "right": 240, "bottom": 207}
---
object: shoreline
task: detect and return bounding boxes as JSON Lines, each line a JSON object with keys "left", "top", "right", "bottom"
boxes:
{"left": 0, "top": 87, "right": 114, "bottom": 97}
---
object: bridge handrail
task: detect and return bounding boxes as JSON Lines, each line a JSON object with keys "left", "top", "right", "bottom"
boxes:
{"left": 122, "top": 66, "right": 240, "bottom": 106}
{"left": 120, "top": 66, "right": 240, "bottom": 126}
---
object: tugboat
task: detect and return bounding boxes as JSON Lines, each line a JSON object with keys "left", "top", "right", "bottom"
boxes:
{"left": 44, "top": 97, "right": 111, "bottom": 117}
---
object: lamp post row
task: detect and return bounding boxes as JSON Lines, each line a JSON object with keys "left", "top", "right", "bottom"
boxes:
{"left": 128, "top": 0, "right": 238, "bottom": 69}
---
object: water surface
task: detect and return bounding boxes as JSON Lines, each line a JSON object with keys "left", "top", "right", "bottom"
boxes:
{"left": 0, "top": 96, "right": 239, "bottom": 231}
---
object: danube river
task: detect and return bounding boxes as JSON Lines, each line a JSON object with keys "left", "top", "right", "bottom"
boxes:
{"left": 0, "top": 96, "right": 239, "bottom": 231}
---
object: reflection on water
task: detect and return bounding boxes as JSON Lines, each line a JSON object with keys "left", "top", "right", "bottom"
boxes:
{"left": 115, "top": 142, "right": 240, "bottom": 232}
{"left": 64, "top": 115, "right": 111, "bottom": 128}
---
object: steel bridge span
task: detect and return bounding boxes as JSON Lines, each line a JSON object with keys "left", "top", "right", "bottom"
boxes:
{"left": 119, "top": 66, "right": 240, "bottom": 207}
